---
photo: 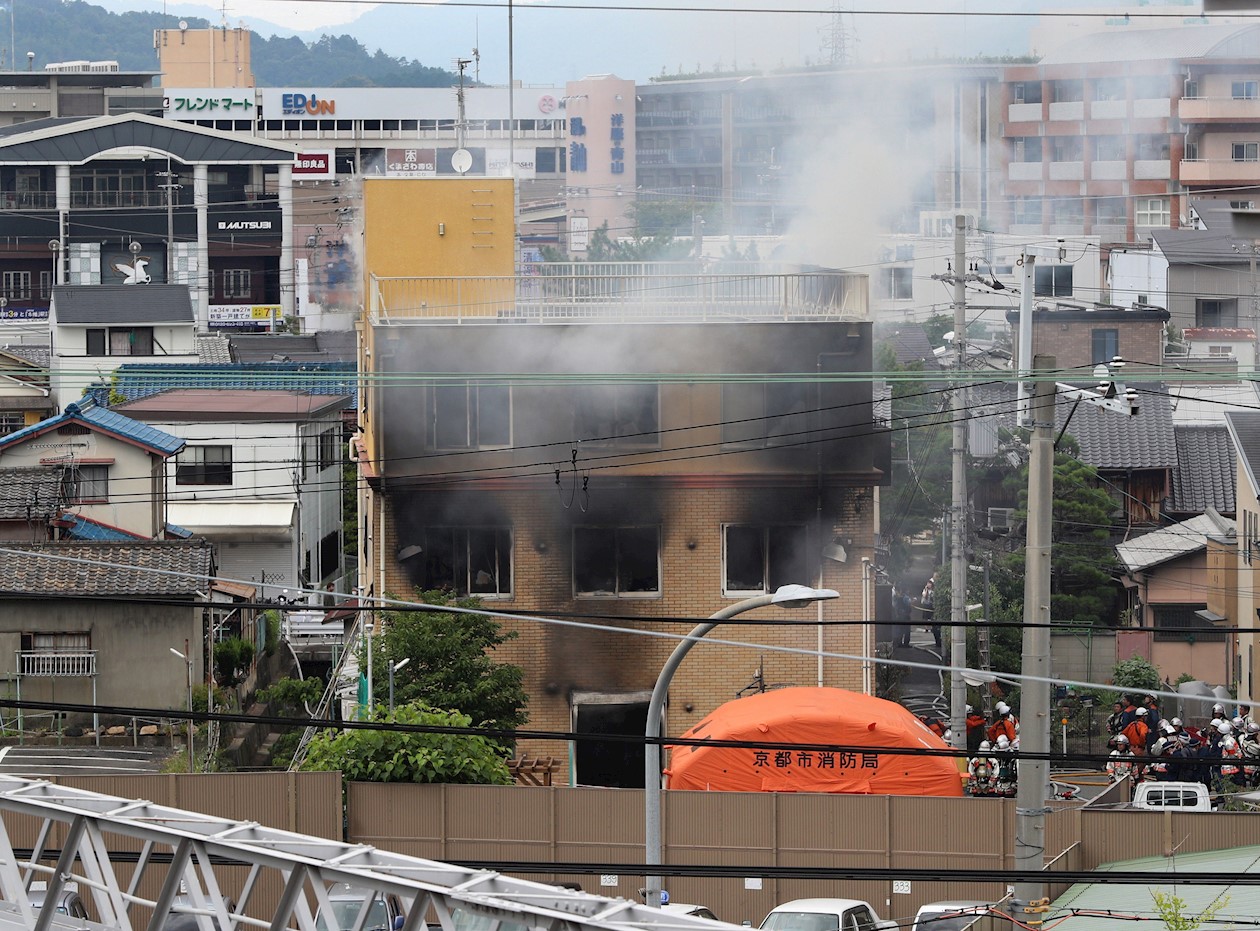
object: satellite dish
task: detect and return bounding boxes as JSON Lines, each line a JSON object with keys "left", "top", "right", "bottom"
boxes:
{"left": 450, "top": 148, "right": 473, "bottom": 174}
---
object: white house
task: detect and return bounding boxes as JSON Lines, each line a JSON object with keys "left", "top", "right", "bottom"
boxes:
{"left": 48, "top": 285, "right": 198, "bottom": 408}
{"left": 114, "top": 388, "right": 349, "bottom": 597}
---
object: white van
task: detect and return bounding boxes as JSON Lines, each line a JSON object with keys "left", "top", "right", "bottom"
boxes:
{"left": 760, "top": 898, "right": 897, "bottom": 931}
{"left": 911, "top": 902, "right": 990, "bottom": 931}
{"left": 1130, "top": 781, "right": 1212, "bottom": 812}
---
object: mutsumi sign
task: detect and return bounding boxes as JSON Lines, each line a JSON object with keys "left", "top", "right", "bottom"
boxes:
{"left": 217, "top": 220, "right": 273, "bottom": 231}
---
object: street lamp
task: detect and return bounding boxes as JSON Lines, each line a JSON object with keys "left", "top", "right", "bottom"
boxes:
{"left": 388, "top": 657, "right": 411, "bottom": 714}
{"left": 644, "top": 583, "right": 839, "bottom": 908}
{"left": 169, "top": 645, "right": 194, "bottom": 773}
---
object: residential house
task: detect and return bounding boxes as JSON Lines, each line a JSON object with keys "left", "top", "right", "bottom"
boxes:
{"left": 1006, "top": 302, "right": 1168, "bottom": 375}
{"left": 115, "top": 388, "right": 350, "bottom": 597}
{"left": 0, "top": 345, "right": 54, "bottom": 435}
{"left": 48, "top": 285, "right": 198, "bottom": 408}
{"left": 1115, "top": 510, "right": 1236, "bottom": 685}
{"left": 1225, "top": 410, "right": 1260, "bottom": 705}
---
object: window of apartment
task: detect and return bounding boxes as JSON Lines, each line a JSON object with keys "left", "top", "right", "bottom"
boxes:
{"left": 1184, "top": 140, "right": 1200, "bottom": 161}
{"left": 721, "top": 381, "right": 812, "bottom": 446}
{"left": 574, "top": 384, "right": 659, "bottom": 447}
{"left": 723, "top": 524, "right": 808, "bottom": 596}
{"left": 1184, "top": 79, "right": 1200, "bottom": 99}
{"left": 2, "top": 270, "right": 30, "bottom": 301}
{"left": 38, "top": 270, "right": 51, "bottom": 300}
{"left": 318, "top": 529, "right": 341, "bottom": 582}
{"left": 1012, "top": 137, "right": 1041, "bottom": 162}
{"left": 1011, "top": 82, "right": 1042, "bottom": 104}
{"left": 1231, "top": 200, "right": 1257, "bottom": 210}
{"left": 1153, "top": 604, "right": 1225, "bottom": 642}
{"left": 1091, "top": 329, "right": 1119, "bottom": 365}
{"left": 1208, "top": 345, "right": 1234, "bottom": 357}
{"left": 1093, "top": 136, "right": 1126, "bottom": 161}
{"left": 432, "top": 383, "right": 511, "bottom": 450}
{"left": 86, "top": 327, "right": 154, "bottom": 356}
{"left": 0, "top": 413, "right": 21, "bottom": 436}
{"left": 62, "top": 465, "right": 108, "bottom": 503}
{"left": 1196, "top": 298, "right": 1238, "bottom": 328}
{"left": 20, "top": 632, "right": 92, "bottom": 675}
{"left": 1134, "top": 197, "right": 1171, "bottom": 228}
{"left": 1136, "top": 136, "right": 1170, "bottom": 160}
{"left": 1234, "top": 81, "right": 1259, "bottom": 100}
{"left": 1034, "top": 265, "right": 1074, "bottom": 297}
{"left": 1050, "top": 198, "right": 1083, "bottom": 225}
{"left": 573, "top": 526, "right": 659, "bottom": 596}
{"left": 222, "top": 268, "right": 251, "bottom": 299}
{"left": 1013, "top": 197, "right": 1042, "bottom": 225}
{"left": 175, "top": 445, "right": 233, "bottom": 485}
{"left": 881, "top": 267, "right": 913, "bottom": 300}
{"left": 1051, "top": 137, "right": 1082, "bottom": 161}
{"left": 1095, "top": 197, "right": 1127, "bottom": 225}
{"left": 1052, "top": 80, "right": 1084, "bottom": 103}
{"left": 413, "top": 527, "right": 512, "bottom": 597}
{"left": 1233, "top": 142, "right": 1259, "bottom": 162}
{"left": 1132, "top": 76, "right": 1168, "bottom": 100}
{"left": 1093, "top": 77, "right": 1126, "bottom": 101}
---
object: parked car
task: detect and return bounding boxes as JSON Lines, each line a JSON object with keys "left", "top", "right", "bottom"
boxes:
{"left": 911, "top": 902, "right": 991, "bottom": 931}
{"left": 760, "top": 898, "right": 896, "bottom": 931}
{"left": 1130, "top": 781, "right": 1212, "bottom": 812}
{"left": 29, "top": 881, "right": 88, "bottom": 920}
{"left": 165, "top": 894, "right": 238, "bottom": 931}
{"left": 315, "top": 884, "right": 405, "bottom": 931}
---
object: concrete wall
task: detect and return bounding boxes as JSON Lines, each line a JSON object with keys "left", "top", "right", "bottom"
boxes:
{"left": 1050, "top": 629, "right": 1116, "bottom": 685}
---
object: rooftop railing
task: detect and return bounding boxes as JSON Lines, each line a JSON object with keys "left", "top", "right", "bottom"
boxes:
{"left": 371, "top": 263, "right": 868, "bottom": 324}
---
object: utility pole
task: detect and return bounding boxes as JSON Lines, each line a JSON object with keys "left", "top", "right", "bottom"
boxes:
{"left": 156, "top": 160, "right": 181, "bottom": 281}
{"left": 1014, "top": 355, "right": 1055, "bottom": 915}
{"left": 949, "top": 214, "right": 968, "bottom": 749}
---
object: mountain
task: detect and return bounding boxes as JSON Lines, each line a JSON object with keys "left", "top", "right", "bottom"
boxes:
{"left": 7, "top": 0, "right": 460, "bottom": 86}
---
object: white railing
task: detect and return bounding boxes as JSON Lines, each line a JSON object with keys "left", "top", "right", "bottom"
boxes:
{"left": 17, "top": 650, "right": 96, "bottom": 677}
{"left": 372, "top": 264, "right": 868, "bottom": 324}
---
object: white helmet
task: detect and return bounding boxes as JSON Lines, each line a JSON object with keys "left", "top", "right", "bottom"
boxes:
{"left": 1161, "top": 721, "right": 1175, "bottom": 734}
{"left": 996, "top": 701, "right": 1010, "bottom": 715}
{"left": 1171, "top": 717, "right": 1182, "bottom": 727}
{"left": 1248, "top": 722, "right": 1260, "bottom": 736}
{"left": 1218, "top": 721, "right": 1233, "bottom": 735}
{"left": 1233, "top": 716, "right": 1245, "bottom": 730}
{"left": 1223, "top": 736, "right": 1238, "bottom": 750}
{"left": 996, "top": 735, "right": 1011, "bottom": 750}
{"left": 1135, "top": 707, "right": 1147, "bottom": 717}
{"left": 943, "top": 728, "right": 953, "bottom": 743}
{"left": 1214, "top": 703, "right": 1226, "bottom": 715}
{"left": 966, "top": 704, "right": 973, "bottom": 714}
{"left": 1116, "top": 734, "right": 1129, "bottom": 746}
{"left": 978, "top": 740, "right": 992, "bottom": 752}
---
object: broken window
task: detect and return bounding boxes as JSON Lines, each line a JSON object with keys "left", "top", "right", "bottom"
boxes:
{"left": 573, "top": 526, "right": 659, "bottom": 596}
{"left": 414, "top": 527, "right": 512, "bottom": 597}
{"left": 574, "top": 384, "right": 659, "bottom": 447}
{"left": 723, "top": 525, "right": 808, "bottom": 595}
{"left": 431, "top": 383, "right": 511, "bottom": 450}
{"left": 720, "top": 381, "right": 812, "bottom": 447}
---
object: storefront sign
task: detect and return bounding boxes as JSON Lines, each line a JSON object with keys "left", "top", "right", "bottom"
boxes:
{"left": 164, "top": 89, "right": 255, "bottom": 115}
{"left": 486, "top": 149, "right": 536, "bottom": 180}
{"left": 281, "top": 93, "right": 335, "bottom": 116}
{"left": 0, "top": 306, "right": 48, "bottom": 320}
{"left": 217, "top": 220, "right": 273, "bottom": 231}
{"left": 385, "top": 148, "right": 437, "bottom": 176}
{"left": 209, "top": 304, "right": 281, "bottom": 329}
{"left": 293, "top": 151, "right": 335, "bottom": 179}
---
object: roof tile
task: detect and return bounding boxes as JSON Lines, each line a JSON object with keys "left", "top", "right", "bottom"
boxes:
{"left": 0, "top": 540, "right": 213, "bottom": 596}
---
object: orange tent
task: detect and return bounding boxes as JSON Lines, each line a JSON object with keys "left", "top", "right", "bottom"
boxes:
{"left": 665, "top": 687, "right": 963, "bottom": 797}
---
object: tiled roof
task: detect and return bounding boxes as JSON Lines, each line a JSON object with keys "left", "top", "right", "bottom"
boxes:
{"left": 51, "top": 285, "right": 194, "bottom": 325}
{"left": 1057, "top": 383, "right": 1176, "bottom": 471}
{"left": 1226, "top": 411, "right": 1260, "bottom": 500}
{"left": 879, "top": 325, "right": 942, "bottom": 370}
{"left": 1171, "top": 425, "right": 1236, "bottom": 517}
{"left": 195, "top": 335, "right": 234, "bottom": 364}
{"left": 0, "top": 540, "right": 213, "bottom": 596}
{"left": 0, "top": 401, "right": 185, "bottom": 456}
{"left": 229, "top": 331, "right": 356, "bottom": 364}
{"left": 111, "top": 362, "right": 356, "bottom": 402}
{"left": 1116, "top": 512, "right": 1235, "bottom": 573}
{"left": 0, "top": 468, "right": 60, "bottom": 520}
{"left": 0, "top": 344, "right": 49, "bottom": 368}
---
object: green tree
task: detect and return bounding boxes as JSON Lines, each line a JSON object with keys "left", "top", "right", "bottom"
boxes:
{"left": 213, "top": 637, "right": 256, "bottom": 690}
{"left": 373, "top": 592, "right": 528, "bottom": 736}
{"left": 301, "top": 703, "right": 512, "bottom": 784}
{"left": 1150, "top": 891, "right": 1228, "bottom": 931}
{"left": 257, "top": 676, "right": 325, "bottom": 765}
{"left": 1112, "top": 656, "right": 1162, "bottom": 692}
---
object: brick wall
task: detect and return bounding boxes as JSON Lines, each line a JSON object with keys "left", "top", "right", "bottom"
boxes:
{"left": 1012, "top": 311, "right": 1166, "bottom": 372}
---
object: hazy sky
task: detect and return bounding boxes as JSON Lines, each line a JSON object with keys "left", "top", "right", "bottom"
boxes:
{"left": 97, "top": 0, "right": 1206, "bottom": 85}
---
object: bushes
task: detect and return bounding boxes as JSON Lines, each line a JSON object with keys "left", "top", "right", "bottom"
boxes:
{"left": 214, "top": 637, "right": 256, "bottom": 689}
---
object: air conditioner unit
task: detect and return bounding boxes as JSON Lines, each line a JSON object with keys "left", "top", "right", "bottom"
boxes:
{"left": 988, "top": 507, "right": 1015, "bottom": 533}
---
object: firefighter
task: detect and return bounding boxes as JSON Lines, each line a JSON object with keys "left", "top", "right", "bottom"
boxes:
{"left": 1122, "top": 706, "right": 1150, "bottom": 755}
{"left": 968, "top": 740, "right": 996, "bottom": 797}
{"left": 988, "top": 701, "right": 1018, "bottom": 745}
{"left": 965, "top": 704, "right": 987, "bottom": 754}
{"left": 993, "top": 734, "right": 1017, "bottom": 797}
{"left": 1107, "top": 734, "right": 1134, "bottom": 783}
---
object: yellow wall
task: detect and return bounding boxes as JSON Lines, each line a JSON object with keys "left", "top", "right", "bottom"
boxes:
{"left": 363, "top": 177, "right": 515, "bottom": 284}
{"left": 157, "top": 27, "right": 254, "bottom": 88}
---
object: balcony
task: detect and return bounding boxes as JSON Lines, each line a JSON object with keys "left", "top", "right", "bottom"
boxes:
{"left": 1048, "top": 101, "right": 1084, "bottom": 121}
{"left": 1090, "top": 100, "right": 1126, "bottom": 120}
{"left": 1048, "top": 161, "right": 1084, "bottom": 181}
{"left": 1180, "top": 158, "right": 1260, "bottom": 184}
{"left": 1009, "top": 162, "right": 1042, "bottom": 181}
{"left": 18, "top": 651, "right": 96, "bottom": 677}
{"left": 1133, "top": 98, "right": 1171, "bottom": 119}
{"left": 1135, "top": 159, "right": 1171, "bottom": 180}
{"left": 1008, "top": 102, "right": 1041, "bottom": 123}
{"left": 371, "top": 264, "right": 869, "bottom": 324}
{"left": 1091, "top": 160, "right": 1127, "bottom": 180}
{"left": 1180, "top": 96, "right": 1260, "bottom": 122}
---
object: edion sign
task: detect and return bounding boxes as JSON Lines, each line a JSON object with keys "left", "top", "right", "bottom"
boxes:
{"left": 292, "top": 150, "right": 335, "bottom": 180}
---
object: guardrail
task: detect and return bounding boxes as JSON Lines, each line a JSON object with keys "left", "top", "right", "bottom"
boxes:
{"left": 16, "top": 650, "right": 96, "bottom": 677}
